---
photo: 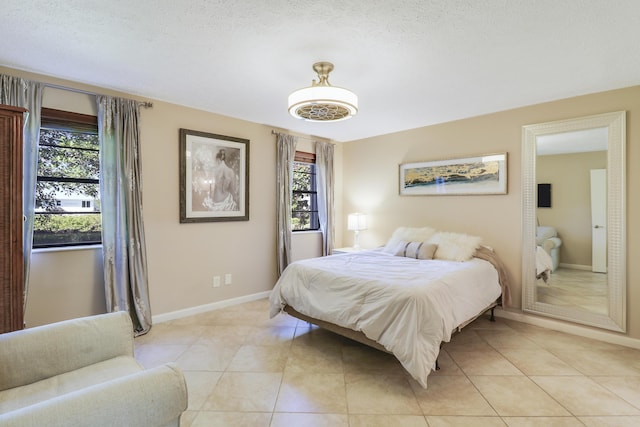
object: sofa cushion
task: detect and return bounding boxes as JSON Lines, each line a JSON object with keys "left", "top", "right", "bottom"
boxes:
{"left": 0, "top": 355, "right": 142, "bottom": 414}
{"left": 0, "top": 364, "right": 187, "bottom": 427}
{"left": 0, "top": 312, "right": 134, "bottom": 391}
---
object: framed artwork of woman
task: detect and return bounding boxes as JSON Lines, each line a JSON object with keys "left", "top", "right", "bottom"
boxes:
{"left": 180, "top": 128, "right": 249, "bottom": 223}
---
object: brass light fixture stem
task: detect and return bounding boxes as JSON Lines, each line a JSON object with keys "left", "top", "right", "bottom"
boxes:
{"left": 312, "top": 62, "right": 334, "bottom": 86}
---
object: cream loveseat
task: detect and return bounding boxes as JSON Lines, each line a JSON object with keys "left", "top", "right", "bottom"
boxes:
{"left": 0, "top": 312, "right": 187, "bottom": 427}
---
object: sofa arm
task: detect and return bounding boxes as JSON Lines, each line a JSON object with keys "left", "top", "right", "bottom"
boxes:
{"left": 542, "top": 237, "right": 562, "bottom": 253}
{"left": 0, "top": 312, "right": 134, "bottom": 391}
{"left": 0, "top": 364, "right": 188, "bottom": 427}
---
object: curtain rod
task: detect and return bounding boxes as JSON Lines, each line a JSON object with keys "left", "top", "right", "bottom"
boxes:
{"left": 44, "top": 82, "right": 153, "bottom": 108}
{"left": 271, "top": 129, "right": 329, "bottom": 142}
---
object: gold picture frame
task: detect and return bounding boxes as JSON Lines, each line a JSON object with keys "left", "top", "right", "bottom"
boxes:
{"left": 399, "top": 153, "right": 507, "bottom": 196}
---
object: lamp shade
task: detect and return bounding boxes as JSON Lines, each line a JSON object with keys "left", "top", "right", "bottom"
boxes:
{"left": 347, "top": 213, "right": 367, "bottom": 231}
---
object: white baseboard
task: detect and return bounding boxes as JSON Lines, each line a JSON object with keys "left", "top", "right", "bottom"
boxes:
{"left": 558, "top": 263, "right": 591, "bottom": 271}
{"left": 496, "top": 308, "right": 640, "bottom": 350}
{"left": 152, "top": 291, "right": 271, "bottom": 324}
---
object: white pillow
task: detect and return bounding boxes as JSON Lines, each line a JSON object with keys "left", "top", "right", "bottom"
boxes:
{"left": 383, "top": 226, "right": 437, "bottom": 253}
{"left": 428, "top": 232, "right": 482, "bottom": 262}
{"left": 392, "top": 241, "right": 438, "bottom": 260}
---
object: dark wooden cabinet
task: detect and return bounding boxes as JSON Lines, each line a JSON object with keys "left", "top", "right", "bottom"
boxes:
{"left": 0, "top": 104, "right": 26, "bottom": 333}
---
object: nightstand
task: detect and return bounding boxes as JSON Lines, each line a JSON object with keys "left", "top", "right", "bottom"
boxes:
{"left": 332, "top": 247, "right": 363, "bottom": 255}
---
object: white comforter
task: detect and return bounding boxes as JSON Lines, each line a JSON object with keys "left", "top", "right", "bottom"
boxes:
{"left": 269, "top": 249, "right": 502, "bottom": 388}
{"left": 536, "top": 246, "right": 553, "bottom": 283}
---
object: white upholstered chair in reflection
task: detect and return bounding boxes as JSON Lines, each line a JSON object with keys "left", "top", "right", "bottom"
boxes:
{"left": 536, "top": 226, "right": 562, "bottom": 272}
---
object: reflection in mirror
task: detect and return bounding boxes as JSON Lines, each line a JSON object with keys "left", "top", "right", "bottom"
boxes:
{"left": 522, "top": 111, "right": 626, "bottom": 332}
{"left": 536, "top": 128, "right": 607, "bottom": 315}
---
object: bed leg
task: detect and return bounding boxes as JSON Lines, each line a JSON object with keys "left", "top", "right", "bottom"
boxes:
{"left": 490, "top": 307, "right": 495, "bottom": 322}
{"left": 435, "top": 359, "right": 440, "bottom": 371}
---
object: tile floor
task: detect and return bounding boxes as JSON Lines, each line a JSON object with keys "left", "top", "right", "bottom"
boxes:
{"left": 537, "top": 268, "right": 608, "bottom": 315}
{"left": 134, "top": 298, "right": 640, "bottom": 426}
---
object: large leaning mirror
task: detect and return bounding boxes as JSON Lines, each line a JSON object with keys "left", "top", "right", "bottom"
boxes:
{"left": 522, "top": 111, "right": 626, "bottom": 332}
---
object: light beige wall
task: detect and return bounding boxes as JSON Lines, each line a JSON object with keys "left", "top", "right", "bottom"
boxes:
{"left": 139, "top": 101, "right": 280, "bottom": 315}
{"left": 26, "top": 248, "right": 105, "bottom": 326}
{"left": 537, "top": 151, "right": 607, "bottom": 267}
{"left": 2, "top": 66, "right": 331, "bottom": 326}
{"left": 341, "top": 85, "right": 640, "bottom": 339}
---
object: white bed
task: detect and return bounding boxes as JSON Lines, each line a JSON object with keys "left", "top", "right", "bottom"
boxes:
{"left": 269, "top": 240, "right": 507, "bottom": 388}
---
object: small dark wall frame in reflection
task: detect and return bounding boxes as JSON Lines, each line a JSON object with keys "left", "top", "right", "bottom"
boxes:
{"left": 180, "top": 129, "right": 249, "bottom": 223}
{"left": 538, "top": 183, "right": 552, "bottom": 208}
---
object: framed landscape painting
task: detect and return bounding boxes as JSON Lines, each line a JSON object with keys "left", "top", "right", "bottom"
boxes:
{"left": 180, "top": 129, "right": 249, "bottom": 223}
{"left": 399, "top": 153, "right": 507, "bottom": 196}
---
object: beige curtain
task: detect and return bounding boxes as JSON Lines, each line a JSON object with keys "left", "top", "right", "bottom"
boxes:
{"left": 315, "top": 140, "right": 335, "bottom": 256}
{"left": 276, "top": 133, "right": 297, "bottom": 275}
{"left": 0, "top": 74, "right": 44, "bottom": 313}
{"left": 97, "top": 95, "right": 151, "bottom": 335}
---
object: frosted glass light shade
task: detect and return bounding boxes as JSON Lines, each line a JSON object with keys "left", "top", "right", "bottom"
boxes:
{"left": 288, "top": 85, "right": 358, "bottom": 122}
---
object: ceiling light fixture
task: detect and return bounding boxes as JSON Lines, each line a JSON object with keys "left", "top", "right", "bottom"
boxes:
{"left": 288, "top": 62, "right": 358, "bottom": 122}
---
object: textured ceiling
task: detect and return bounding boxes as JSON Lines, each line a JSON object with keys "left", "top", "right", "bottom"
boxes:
{"left": 1, "top": 1, "right": 640, "bottom": 142}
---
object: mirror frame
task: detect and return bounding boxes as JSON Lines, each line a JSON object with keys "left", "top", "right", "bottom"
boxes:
{"left": 522, "top": 111, "right": 626, "bottom": 332}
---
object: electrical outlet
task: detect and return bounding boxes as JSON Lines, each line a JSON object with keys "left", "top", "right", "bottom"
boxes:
{"left": 213, "top": 276, "right": 221, "bottom": 288}
{"left": 224, "top": 273, "right": 232, "bottom": 285}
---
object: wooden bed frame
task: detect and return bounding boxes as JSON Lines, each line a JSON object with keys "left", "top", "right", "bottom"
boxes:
{"left": 283, "top": 298, "right": 500, "bottom": 361}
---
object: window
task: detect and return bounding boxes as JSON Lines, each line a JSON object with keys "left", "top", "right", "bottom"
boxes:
{"left": 291, "top": 151, "right": 319, "bottom": 231}
{"left": 34, "top": 108, "right": 101, "bottom": 248}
